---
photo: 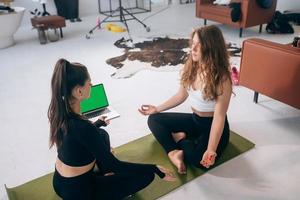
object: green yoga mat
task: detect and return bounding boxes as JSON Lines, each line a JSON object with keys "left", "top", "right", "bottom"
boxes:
{"left": 5, "top": 131, "right": 254, "bottom": 200}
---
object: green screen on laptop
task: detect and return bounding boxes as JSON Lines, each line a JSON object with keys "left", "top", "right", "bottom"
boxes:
{"left": 80, "top": 84, "right": 109, "bottom": 114}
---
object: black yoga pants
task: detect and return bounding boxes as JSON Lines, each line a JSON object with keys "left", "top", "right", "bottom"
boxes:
{"left": 148, "top": 112, "right": 230, "bottom": 168}
{"left": 53, "top": 167, "right": 155, "bottom": 200}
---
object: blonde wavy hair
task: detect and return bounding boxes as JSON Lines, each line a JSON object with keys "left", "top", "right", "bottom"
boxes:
{"left": 181, "top": 25, "right": 232, "bottom": 100}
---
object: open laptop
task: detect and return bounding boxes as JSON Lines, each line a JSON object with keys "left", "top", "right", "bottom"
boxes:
{"left": 80, "top": 83, "right": 120, "bottom": 121}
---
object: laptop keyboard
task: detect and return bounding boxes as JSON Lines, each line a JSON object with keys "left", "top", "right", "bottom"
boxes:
{"left": 85, "top": 108, "right": 110, "bottom": 119}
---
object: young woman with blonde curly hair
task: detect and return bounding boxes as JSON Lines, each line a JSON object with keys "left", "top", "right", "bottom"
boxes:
{"left": 139, "top": 25, "right": 232, "bottom": 174}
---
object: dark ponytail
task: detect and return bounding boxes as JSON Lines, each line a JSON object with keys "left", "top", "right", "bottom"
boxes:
{"left": 48, "top": 58, "right": 89, "bottom": 148}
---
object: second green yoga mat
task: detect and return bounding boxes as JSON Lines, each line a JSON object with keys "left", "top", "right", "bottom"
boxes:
{"left": 5, "top": 131, "right": 255, "bottom": 200}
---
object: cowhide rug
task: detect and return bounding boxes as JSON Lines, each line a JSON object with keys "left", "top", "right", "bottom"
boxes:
{"left": 106, "top": 37, "right": 241, "bottom": 79}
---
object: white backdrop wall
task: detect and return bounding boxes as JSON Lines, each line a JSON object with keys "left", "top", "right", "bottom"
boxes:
{"left": 276, "top": 0, "right": 300, "bottom": 11}
{"left": 10, "top": 0, "right": 300, "bottom": 26}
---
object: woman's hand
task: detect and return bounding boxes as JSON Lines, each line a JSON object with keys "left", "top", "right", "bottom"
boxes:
{"left": 200, "top": 150, "right": 217, "bottom": 168}
{"left": 99, "top": 116, "right": 110, "bottom": 126}
{"left": 157, "top": 165, "right": 176, "bottom": 182}
{"left": 138, "top": 105, "right": 158, "bottom": 115}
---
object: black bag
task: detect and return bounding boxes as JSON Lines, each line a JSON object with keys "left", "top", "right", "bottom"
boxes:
{"left": 284, "top": 13, "right": 300, "bottom": 25}
{"left": 257, "top": 0, "right": 273, "bottom": 9}
{"left": 292, "top": 36, "right": 300, "bottom": 48}
{"left": 266, "top": 11, "right": 294, "bottom": 34}
{"left": 229, "top": 3, "right": 241, "bottom": 22}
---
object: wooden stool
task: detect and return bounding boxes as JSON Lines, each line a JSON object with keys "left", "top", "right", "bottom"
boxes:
{"left": 31, "top": 15, "right": 66, "bottom": 38}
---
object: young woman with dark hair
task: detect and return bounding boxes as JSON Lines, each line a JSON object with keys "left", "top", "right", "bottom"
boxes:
{"left": 139, "top": 25, "right": 232, "bottom": 174}
{"left": 49, "top": 59, "right": 175, "bottom": 200}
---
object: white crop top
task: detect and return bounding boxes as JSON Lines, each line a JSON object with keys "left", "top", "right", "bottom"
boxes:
{"left": 187, "top": 88, "right": 216, "bottom": 112}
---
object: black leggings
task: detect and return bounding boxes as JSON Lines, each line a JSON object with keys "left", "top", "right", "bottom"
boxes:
{"left": 148, "top": 112, "right": 230, "bottom": 168}
{"left": 53, "top": 168, "right": 155, "bottom": 200}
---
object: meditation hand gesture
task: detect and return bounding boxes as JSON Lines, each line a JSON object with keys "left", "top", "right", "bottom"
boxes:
{"left": 200, "top": 150, "right": 217, "bottom": 168}
{"left": 157, "top": 165, "right": 176, "bottom": 182}
{"left": 138, "top": 105, "right": 158, "bottom": 115}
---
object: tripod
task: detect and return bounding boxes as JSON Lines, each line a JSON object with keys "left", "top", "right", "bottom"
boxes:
{"left": 86, "top": 0, "right": 150, "bottom": 41}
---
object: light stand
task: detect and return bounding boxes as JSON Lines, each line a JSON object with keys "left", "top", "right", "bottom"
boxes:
{"left": 86, "top": 0, "right": 150, "bottom": 41}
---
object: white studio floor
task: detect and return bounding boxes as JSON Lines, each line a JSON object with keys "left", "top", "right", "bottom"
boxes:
{"left": 1, "top": 2, "right": 300, "bottom": 200}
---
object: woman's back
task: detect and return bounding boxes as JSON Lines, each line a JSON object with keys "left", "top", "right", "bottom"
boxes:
{"left": 57, "top": 115, "right": 97, "bottom": 167}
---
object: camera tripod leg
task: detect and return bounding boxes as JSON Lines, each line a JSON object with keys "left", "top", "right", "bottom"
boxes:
{"left": 86, "top": 24, "right": 98, "bottom": 39}
{"left": 85, "top": 12, "right": 117, "bottom": 39}
{"left": 121, "top": 7, "right": 150, "bottom": 32}
{"left": 120, "top": 12, "right": 133, "bottom": 42}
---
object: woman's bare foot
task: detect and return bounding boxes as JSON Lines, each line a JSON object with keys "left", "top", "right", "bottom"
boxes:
{"left": 172, "top": 132, "right": 186, "bottom": 143}
{"left": 168, "top": 150, "right": 186, "bottom": 174}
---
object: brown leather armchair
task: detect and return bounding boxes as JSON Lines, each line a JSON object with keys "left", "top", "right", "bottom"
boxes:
{"left": 196, "top": 0, "right": 277, "bottom": 37}
{"left": 239, "top": 38, "right": 300, "bottom": 109}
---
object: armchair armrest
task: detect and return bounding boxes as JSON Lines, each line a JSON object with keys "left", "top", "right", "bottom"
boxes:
{"left": 239, "top": 38, "right": 300, "bottom": 109}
